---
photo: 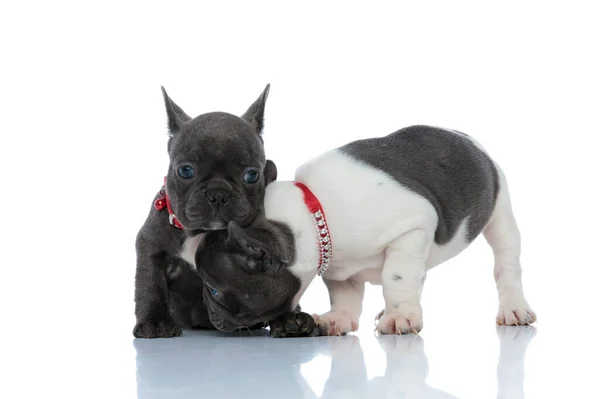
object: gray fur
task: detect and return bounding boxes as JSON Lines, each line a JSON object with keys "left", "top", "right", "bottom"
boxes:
{"left": 133, "top": 84, "right": 277, "bottom": 338}
{"left": 194, "top": 221, "right": 300, "bottom": 332}
{"left": 161, "top": 86, "right": 191, "bottom": 140}
{"left": 241, "top": 84, "right": 270, "bottom": 137}
{"left": 339, "top": 125, "right": 499, "bottom": 244}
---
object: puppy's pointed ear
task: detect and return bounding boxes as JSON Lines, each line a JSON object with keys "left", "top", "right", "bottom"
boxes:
{"left": 241, "top": 83, "right": 270, "bottom": 136}
{"left": 161, "top": 86, "right": 191, "bottom": 136}
{"left": 264, "top": 160, "right": 278, "bottom": 185}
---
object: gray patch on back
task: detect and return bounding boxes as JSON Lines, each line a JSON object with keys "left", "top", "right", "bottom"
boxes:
{"left": 339, "top": 125, "right": 499, "bottom": 244}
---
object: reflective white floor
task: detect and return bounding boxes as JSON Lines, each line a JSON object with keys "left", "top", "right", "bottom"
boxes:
{"left": 5, "top": 242, "right": 598, "bottom": 399}
{"left": 129, "top": 323, "right": 593, "bottom": 399}
{"left": 4, "top": 301, "right": 597, "bottom": 399}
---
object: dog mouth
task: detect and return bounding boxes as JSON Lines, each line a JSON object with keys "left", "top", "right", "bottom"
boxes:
{"left": 184, "top": 217, "right": 227, "bottom": 231}
{"left": 203, "top": 290, "right": 295, "bottom": 333}
{"left": 206, "top": 219, "right": 227, "bottom": 230}
{"left": 202, "top": 287, "right": 273, "bottom": 332}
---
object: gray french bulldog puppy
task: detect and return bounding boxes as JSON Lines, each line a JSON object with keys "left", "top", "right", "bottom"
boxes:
{"left": 133, "top": 84, "right": 278, "bottom": 338}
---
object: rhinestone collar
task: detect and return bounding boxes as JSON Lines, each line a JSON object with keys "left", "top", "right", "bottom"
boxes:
{"left": 293, "top": 182, "right": 332, "bottom": 276}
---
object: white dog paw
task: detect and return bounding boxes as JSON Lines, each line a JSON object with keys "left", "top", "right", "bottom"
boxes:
{"left": 375, "top": 307, "right": 423, "bottom": 335}
{"left": 313, "top": 311, "right": 358, "bottom": 336}
{"left": 496, "top": 301, "right": 537, "bottom": 326}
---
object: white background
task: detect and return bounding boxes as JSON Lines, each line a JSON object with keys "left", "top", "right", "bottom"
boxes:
{"left": 1, "top": 1, "right": 599, "bottom": 398}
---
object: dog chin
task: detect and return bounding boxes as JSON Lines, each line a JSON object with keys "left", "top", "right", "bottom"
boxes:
{"left": 194, "top": 221, "right": 226, "bottom": 231}
{"left": 186, "top": 219, "right": 227, "bottom": 231}
{"left": 206, "top": 220, "right": 227, "bottom": 230}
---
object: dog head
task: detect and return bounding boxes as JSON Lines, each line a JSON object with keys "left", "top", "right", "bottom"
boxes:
{"left": 161, "top": 84, "right": 277, "bottom": 231}
{"left": 194, "top": 220, "right": 301, "bottom": 332}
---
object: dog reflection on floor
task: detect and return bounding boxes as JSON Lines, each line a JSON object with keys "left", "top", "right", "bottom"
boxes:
{"left": 317, "top": 326, "right": 537, "bottom": 399}
{"left": 316, "top": 334, "right": 457, "bottom": 398}
{"left": 495, "top": 326, "right": 537, "bottom": 399}
{"left": 133, "top": 327, "right": 536, "bottom": 398}
{"left": 133, "top": 330, "right": 320, "bottom": 399}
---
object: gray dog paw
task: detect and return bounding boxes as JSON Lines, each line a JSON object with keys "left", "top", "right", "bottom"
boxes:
{"left": 269, "top": 312, "right": 324, "bottom": 338}
{"left": 133, "top": 320, "right": 183, "bottom": 338}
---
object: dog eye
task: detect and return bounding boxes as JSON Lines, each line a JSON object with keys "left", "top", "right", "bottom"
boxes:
{"left": 243, "top": 170, "right": 260, "bottom": 184}
{"left": 178, "top": 165, "right": 195, "bottom": 179}
{"left": 206, "top": 283, "right": 219, "bottom": 297}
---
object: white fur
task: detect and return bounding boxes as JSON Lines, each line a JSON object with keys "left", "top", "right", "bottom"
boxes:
{"left": 264, "top": 132, "right": 535, "bottom": 335}
{"left": 462, "top": 132, "right": 536, "bottom": 324}
{"left": 264, "top": 182, "right": 321, "bottom": 306}
{"left": 483, "top": 166, "right": 536, "bottom": 325}
{"left": 179, "top": 234, "right": 205, "bottom": 269}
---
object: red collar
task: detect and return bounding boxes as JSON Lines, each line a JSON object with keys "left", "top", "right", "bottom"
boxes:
{"left": 154, "top": 177, "right": 184, "bottom": 229}
{"left": 294, "top": 182, "right": 332, "bottom": 276}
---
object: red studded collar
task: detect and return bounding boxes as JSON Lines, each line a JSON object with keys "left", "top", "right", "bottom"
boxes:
{"left": 153, "top": 177, "right": 184, "bottom": 230}
{"left": 293, "top": 182, "right": 332, "bottom": 276}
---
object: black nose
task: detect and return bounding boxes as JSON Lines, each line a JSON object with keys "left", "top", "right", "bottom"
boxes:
{"left": 206, "top": 189, "right": 231, "bottom": 206}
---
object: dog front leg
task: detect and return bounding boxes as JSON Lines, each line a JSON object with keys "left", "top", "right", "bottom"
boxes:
{"left": 314, "top": 278, "right": 365, "bottom": 336}
{"left": 133, "top": 237, "right": 182, "bottom": 338}
{"left": 377, "top": 229, "right": 431, "bottom": 335}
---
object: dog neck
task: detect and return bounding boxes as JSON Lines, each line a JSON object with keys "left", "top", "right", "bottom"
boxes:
{"left": 154, "top": 177, "right": 184, "bottom": 229}
{"left": 293, "top": 182, "right": 333, "bottom": 276}
{"left": 264, "top": 181, "right": 324, "bottom": 307}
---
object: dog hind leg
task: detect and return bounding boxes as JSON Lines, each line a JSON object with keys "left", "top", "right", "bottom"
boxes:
{"left": 483, "top": 168, "right": 536, "bottom": 326}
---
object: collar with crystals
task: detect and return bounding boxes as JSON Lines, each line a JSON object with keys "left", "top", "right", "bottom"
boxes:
{"left": 154, "top": 177, "right": 184, "bottom": 229}
{"left": 294, "top": 182, "right": 332, "bottom": 276}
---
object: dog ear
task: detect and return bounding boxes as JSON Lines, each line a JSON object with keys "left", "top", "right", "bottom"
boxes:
{"left": 241, "top": 83, "right": 270, "bottom": 136}
{"left": 226, "top": 222, "right": 272, "bottom": 273}
{"left": 161, "top": 86, "right": 191, "bottom": 136}
{"left": 264, "top": 160, "right": 278, "bottom": 185}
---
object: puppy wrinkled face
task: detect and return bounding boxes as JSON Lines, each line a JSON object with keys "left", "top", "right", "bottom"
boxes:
{"left": 195, "top": 222, "right": 300, "bottom": 332}
{"left": 160, "top": 85, "right": 274, "bottom": 231}
{"left": 166, "top": 115, "right": 271, "bottom": 231}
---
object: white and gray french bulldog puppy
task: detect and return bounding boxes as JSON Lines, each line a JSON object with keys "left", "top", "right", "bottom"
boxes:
{"left": 133, "top": 85, "right": 278, "bottom": 338}
{"left": 194, "top": 125, "right": 537, "bottom": 335}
